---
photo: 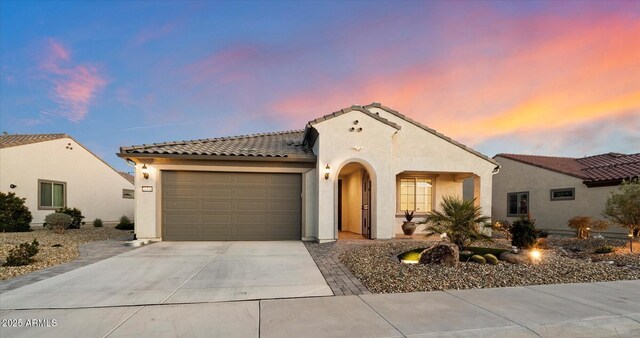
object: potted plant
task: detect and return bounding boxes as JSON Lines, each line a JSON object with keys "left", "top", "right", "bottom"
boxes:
{"left": 402, "top": 210, "right": 417, "bottom": 236}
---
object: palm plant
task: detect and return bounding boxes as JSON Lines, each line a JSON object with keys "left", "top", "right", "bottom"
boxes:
{"left": 422, "top": 196, "right": 491, "bottom": 249}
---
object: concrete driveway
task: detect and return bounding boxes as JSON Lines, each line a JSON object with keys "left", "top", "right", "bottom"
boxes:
{"left": 0, "top": 241, "right": 332, "bottom": 309}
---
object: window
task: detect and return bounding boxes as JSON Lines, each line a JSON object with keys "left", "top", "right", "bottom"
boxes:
{"left": 39, "top": 180, "right": 66, "bottom": 209}
{"left": 122, "top": 189, "right": 134, "bottom": 199}
{"left": 507, "top": 192, "right": 528, "bottom": 216}
{"left": 550, "top": 188, "right": 575, "bottom": 201}
{"left": 398, "top": 177, "right": 433, "bottom": 213}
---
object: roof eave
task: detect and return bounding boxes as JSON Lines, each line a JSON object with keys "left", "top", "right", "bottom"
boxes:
{"left": 117, "top": 152, "right": 317, "bottom": 163}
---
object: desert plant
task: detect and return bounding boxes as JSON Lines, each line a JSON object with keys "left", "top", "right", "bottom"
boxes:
{"left": 510, "top": 216, "right": 538, "bottom": 249}
{"left": 3, "top": 239, "right": 39, "bottom": 266}
{"left": 93, "top": 218, "right": 103, "bottom": 227}
{"left": 602, "top": 178, "right": 640, "bottom": 239}
{"left": 0, "top": 192, "right": 33, "bottom": 232}
{"left": 537, "top": 230, "right": 549, "bottom": 238}
{"left": 44, "top": 212, "right": 72, "bottom": 233}
{"left": 422, "top": 196, "right": 491, "bottom": 249}
{"left": 593, "top": 246, "right": 614, "bottom": 254}
{"left": 491, "top": 220, "right": 512, "bottom": 240}
{"left": 469, "top": 255, "right": 486, "bottom": 264}
{"left": 404, "top": 210, "right": 415, "bottom": 222}
{"left": 115, "top": 215, "right": 134, "bottom": 230}
{"left": 567, "top": 216, "right": 609, "bottom": 239}
{"left": 483, "top": 253, "right": 498, "bottom": 265}
{"left": 56, "top": 207, "right": 85, "bottom": 229}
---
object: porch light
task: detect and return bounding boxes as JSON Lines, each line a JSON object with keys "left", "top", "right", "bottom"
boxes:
{"left": 141, "top": 164, "right": 150, "bottom": 179}
{"left": 324, "top": 164, "right": 331, "bottom": 180}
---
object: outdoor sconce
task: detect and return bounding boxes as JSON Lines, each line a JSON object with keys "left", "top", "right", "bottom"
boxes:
{"left": 141, "top": 164, "right": 150, "bottom": 179}
{"left": 10, "top": 184, "right": 17, "bottom": 189}
{"left": 324, "top": 164, "right": 331, "bottom": 180}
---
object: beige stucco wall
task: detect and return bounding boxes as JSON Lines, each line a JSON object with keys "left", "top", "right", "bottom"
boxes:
{"left": 314, "top": 108, "right": 497, "bottom": 241}
{"left": 492, "top": 156, "right": 626, "bottom": 237}
{"left": 0, "top": 138, "right": 134, "bottom": 224}
{"left": 129, "top": 161, "right": 316, "bottom": 241}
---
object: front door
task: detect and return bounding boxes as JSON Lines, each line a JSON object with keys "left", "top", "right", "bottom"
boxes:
{"left": 361, "top": 170, "right": 371, "bottom": 238}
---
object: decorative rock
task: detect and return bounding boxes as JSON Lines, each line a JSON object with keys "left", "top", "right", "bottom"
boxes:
{"left": 499, "top": 251, "right": 530, "bottom": 264}
{"left": 460, "top": 250, "right": 473, "bottom": 256}
{"left": 418, "top": 242, "right": 459, "bottom": 267}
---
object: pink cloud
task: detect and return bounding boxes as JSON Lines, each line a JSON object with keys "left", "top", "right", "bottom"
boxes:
{"left": 40, "top": 39, "right": 107, "bottom": 122}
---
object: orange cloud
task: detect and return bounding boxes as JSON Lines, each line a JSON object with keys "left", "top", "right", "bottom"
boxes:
{"left": 40, "top": 39, "right": 107, "bottom": 122}
{"left": 270, "top": 9, "right": 640, "bottom": 146}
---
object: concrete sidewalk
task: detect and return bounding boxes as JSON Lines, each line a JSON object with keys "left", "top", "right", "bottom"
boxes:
{"left": 1, "top": 280, "right": 638, "bottom": 337}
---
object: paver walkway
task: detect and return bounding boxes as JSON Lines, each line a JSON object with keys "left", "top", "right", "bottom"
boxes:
{"left": 1, "top": 280, "right": 638, "bottom": 337}
{"left": 0, "top": 240, "right": 137, "bottom": 293}
{"left": 304, "top": 240, "right": 371, "bottom": 295}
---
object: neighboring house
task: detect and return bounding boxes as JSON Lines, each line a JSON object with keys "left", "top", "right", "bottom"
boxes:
{"left": 118, "top": 103, "right": 499, "bottom": 242}
{"left": 0, "top": 134, "right": 135, "bottom": 225}
{"left": 492, "top": 152, "right": 640, "bottom": 238}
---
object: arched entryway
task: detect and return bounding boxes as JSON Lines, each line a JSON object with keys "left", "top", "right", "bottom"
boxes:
{"left": 337, "top": 162, "right": 372, "bottom": 240}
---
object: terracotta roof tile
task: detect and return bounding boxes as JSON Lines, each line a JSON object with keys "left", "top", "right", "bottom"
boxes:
{"left": 119, "top": 130, "right": 314, "bottom": 159}
{"left": 0, "top": 133, "right": 68, "bottom": 148}
{"left": 496, "top": 152, "right": 640, "bottom": 183}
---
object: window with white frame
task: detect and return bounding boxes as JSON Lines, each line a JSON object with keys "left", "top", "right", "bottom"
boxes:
{"left": 39, "top": 180, "right": 66, "bottom": 209}
{"left": 398, "top": 177, "right": 433, "bottom": 213}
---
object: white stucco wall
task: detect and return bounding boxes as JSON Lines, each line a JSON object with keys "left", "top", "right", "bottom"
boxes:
{"left": 0, "top": 138, "right": 134, "bottom": 224}
{"left": 492, "top": 156, "right": 626, "bottom": 237}
{"left": 313, "top": 108, "right": 497, "bottom": 241}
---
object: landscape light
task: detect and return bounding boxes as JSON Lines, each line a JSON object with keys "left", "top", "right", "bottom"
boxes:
{"left": 530, "top": 249, "right": 542, "bottom": 262}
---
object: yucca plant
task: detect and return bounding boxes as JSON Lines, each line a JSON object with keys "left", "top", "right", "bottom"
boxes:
{"left": 422, "top": 196, "right": 491, "bottom": 249}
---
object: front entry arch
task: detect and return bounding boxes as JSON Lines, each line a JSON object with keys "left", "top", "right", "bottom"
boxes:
{"left": 337, "top": 162, "right": 373, "bottom": 240}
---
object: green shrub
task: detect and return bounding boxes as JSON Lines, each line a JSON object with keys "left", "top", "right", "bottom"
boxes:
{"left": 510, "top": 217, "right": 538, "bottom": 249}
{"left": 0, "top": 192, "right": 33, "bottom": 232}
{"left": 44, "top": 213, "right": 72, "bottom": 233}
{"left": 484, "top": 254, "right": 498, "bottom": 265}
{"left": 57, "top": 207, "right": 85, "bottom": 229}
{"left": 93, "top": 218, "right": 103, "bottom": 227}
{"left": 422, "top": 196, "right": 491, "bottom": 249}
{"left": 593, "top": 246, "right": 614, "bottom": 254}
{"left": 115, "top": 215, "right": 134, "bottom": 230}
{"left": 3, "top": 239, "right": 39, "bottom": 266}
{"left": 469, "top": 255, "right": 486, "bottom": 264}
{"left": 537, "top": 230, "right": 549, "bottom": 238}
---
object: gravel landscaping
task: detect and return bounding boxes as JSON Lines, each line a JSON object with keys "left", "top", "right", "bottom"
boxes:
{"left": 0, "top": 226, "right": 133, "bottom": 280}
{"left": 339, "top": 236, "right": 640, "bottom": 294}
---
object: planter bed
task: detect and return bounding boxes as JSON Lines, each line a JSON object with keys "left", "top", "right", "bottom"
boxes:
{"left": 339, "top": 238, "right": 640, "bottom": 294}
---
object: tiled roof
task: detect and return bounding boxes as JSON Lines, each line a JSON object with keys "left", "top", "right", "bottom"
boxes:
{"left": 119, "top": 130, "right": 315, "bottom": 159}
{"left": 118, "top": 172, "right": 135, "bottom": 184}
{"left": 306, "top": 105, "right": 401, "bottom": 130}
{"left": 0, "top": 133, "right": 68, "bottom": 148}
{"left": 496, "top": 152, "right": 640, "bottom": 183}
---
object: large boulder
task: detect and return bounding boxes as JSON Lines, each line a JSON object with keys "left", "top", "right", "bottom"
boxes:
{"left": 418, "top": 242, "right": 459, "bottom": 267}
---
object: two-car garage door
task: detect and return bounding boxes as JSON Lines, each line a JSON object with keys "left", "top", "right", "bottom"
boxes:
{"left": 162, "top": 171, "right": 302, "bottom": 241}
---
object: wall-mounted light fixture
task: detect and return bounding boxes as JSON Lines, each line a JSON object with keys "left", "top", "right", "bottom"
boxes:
{"left": 141, "top": 164, "right": 150, "bottom": 179}
{"left": 9, "top": 184, "right": 17, "bottom": 189}
{"left": 324, "top": 164, "right": 331, "bottom": 180}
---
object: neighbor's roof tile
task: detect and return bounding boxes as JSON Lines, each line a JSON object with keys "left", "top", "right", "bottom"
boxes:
{"left": 0, "top": 133, "right": 68, "bottom": 148}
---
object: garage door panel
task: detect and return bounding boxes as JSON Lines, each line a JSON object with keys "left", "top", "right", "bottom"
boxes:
{"left": 162, "top": 171, "right": 301, "bottom": 241}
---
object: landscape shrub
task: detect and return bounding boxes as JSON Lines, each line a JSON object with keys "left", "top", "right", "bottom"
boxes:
{"left": 56, "top": 207, "right": 85, "bottom": 229}
{"left": 567, "top": 216, "right": 609, "bottom": 239}
{"left": 93, "top": 218, "right": 103, "bottom": 227}
{"left": 469, "top": 255, "right": 486, "bottom": 264}
{"left": 510, "top": 217, "right": 538, "bottom": 249}
{"left": 44, "top": 213, "right": 72, "bottom": 234}
{"left": 491, "top": 220, "right": 512, "bottom": 239}
{"left": 3, "top": 239, "right": 39, "bottom": 266}
{"left": 0, "top": 192, "right": 33, "bottom": 232}
{"left": 593, "top": 246, "right": 614, "bottom": 254}
{"left": 422, "top": 196, "right": 491, "bottom": 249}
{"left": 537, "top": 230, "right": 549, "bottom": 238}
{"left": 483, "top": 254, "right": 498, "bottom": 265}
{"left": 115, "top": 215, "right": 134, "bottom": 230}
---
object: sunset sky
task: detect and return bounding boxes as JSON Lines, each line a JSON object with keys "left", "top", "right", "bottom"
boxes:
{"left": 1, "top": 0, "right": 638, "bottom": 172}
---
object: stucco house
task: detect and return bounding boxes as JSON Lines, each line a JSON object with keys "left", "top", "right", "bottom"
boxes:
{"left": 492, "top": 152, "right": 640, "bottom": 238}
{"left": 0, "top": 133, "right": 135, "bottom": 225}
{"left": 118, "top": 103, "right": 499, "bottom": 242}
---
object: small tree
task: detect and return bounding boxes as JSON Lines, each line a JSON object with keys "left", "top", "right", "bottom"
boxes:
{"left": 0, "top": 192, "right": 33, "bottom": 232}
{"left": 602, "top": 178, "right": 640, "bottom": 238}
{"left": 566, "top": 216, "right": 609, "bottom": 239}
{"left": 422, "top": 196, "right": 491, "bottom": 249}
